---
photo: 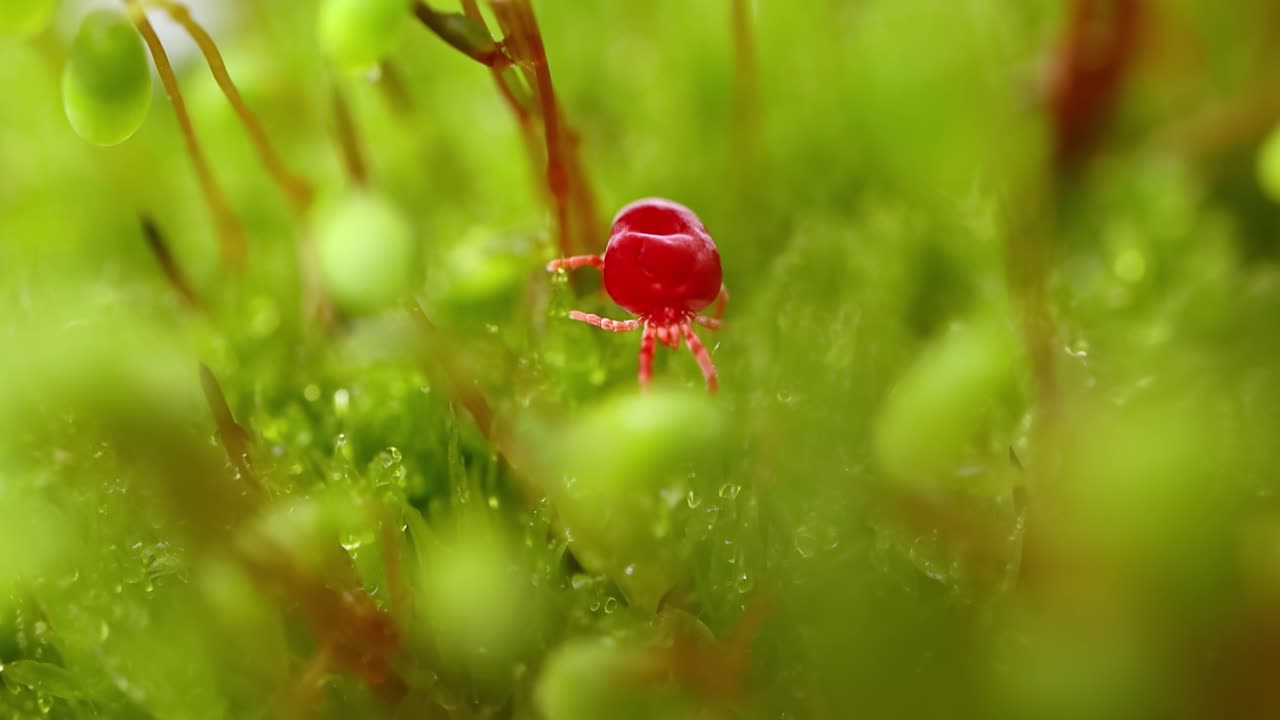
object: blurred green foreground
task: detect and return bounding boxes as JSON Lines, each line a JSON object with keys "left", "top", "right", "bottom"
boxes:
{"left": 3, "top": 0, "right": 1280, "bottom": 718}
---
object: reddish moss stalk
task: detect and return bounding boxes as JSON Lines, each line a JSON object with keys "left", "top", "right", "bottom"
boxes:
{"left": 411, "top": 0, "right": 601, "bottom": 256}
{"left": 198, "top": 365, "right": 405, "bottom": 701}
{"left": 198, "top": 363, "right": 258, "bottom": 488}
{"left": 412, "top": 1, "right": 509, "bottom": 67}
{"left": 1044, "top": 0, "right": 1143, "bottom": 176}
{"left": 140, "top": 215, "right": 203, "bottom": 310}
{"left": 376, "top": 61, "right": 416, "bottom": 115}
{"left": 729, "top": 0, "right": 759, "bottom": 180}
{"left": 331, "top": 84, "right": 369, "bottom": 187}
{"left": 459, "top": 0, "right": 543, "bottom": 197}
{"left": 489, "top": 0, "right": 600, "bottom": 256}
{"left": 150, "top": 0, "right": 314, "bottom": 214}
{"left": 129, "top": 5, "right": 246, "bottom": 268}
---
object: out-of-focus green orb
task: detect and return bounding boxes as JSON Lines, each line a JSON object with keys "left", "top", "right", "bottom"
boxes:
{"left": 318, "top": 0, "right": 410, "bottom": 73}
{"left": 315, "top": 191, "right": 417, "bottom": 314}
{"left": 418, "top": 527, "right": 540, "bottom": 682}
{"left": 873, "top": 318, "right": 1020, "bottom": 484}
{"left": 61, "top": 9, "right": 152, "bottom": 146}
{"left": 536, "top": 638, "right": 696, "bottom": 720}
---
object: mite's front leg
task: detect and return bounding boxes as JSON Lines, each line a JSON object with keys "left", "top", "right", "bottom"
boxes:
{"left": 546, "top": 255, "right": 604, "bottom": 272}
{"left": 567, "top": 311, "right": 641, "bottom": 332}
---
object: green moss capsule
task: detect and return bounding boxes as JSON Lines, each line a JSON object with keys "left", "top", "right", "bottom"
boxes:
{"left": 61, "top": 9, "right": 153, "bottom": 146}
{"left": 318, "top": 0, "right": 411, "bottom": 73}
{"left": 416, "top": 525, "right": 542, "bottom": 687}
{"left": 873, "top": 318, "right": 1021, "bottom": 484}
{"left": 315, "top": 191, "right": 417, "bottom": 314}
{"left": 547, "top": 389, "right": 728, "bottom": 611}
{"left": 0, "top": 0, "right": 58, "bottom": 36}
{"left": 535, "top": 638, "right": 698, "bottom": 720}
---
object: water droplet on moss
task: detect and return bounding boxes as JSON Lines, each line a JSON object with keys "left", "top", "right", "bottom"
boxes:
{"left": 794, "top": 530, "right": 818, "bottom": 558}
{"left": 718, "top": 483, "right": 741, "bottom": 500}
{"left": 603, "top": 597, "right": 617, "bottom": 614}
{"left": 686, "top": 490, "right": 702, "bottom": 509}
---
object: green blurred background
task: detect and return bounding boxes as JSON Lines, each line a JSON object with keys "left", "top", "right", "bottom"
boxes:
{"left": 3, "top": 0, "right": 1280, "bottom": 717}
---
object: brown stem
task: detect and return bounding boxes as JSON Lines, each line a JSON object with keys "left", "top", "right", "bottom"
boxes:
{"left": 376, "top": 61, "right": 415, "bottom": 115}
{"left": 331, "top": 84, "right": 369, "bottom": 187}
{"left": 412, "top": 1, "right": 509, "bottom": 67}
{"left": 459, "top": 0, "right": 545, "bottom": 205}
{"left": 490, "top": 0, "right": 599, "bottom": 257}
{"left": 129, "top": 5, "right": 245, "bottom": 269}
{"left": 149, "top": 0, "right": 314, "bottom": 214}
{"left": 1044, "top": 0, "right": 1142, "bottom": 176}
{"left": 198, "top": 363, "right": 259, "bottom": 489}
{"left": 402, "top": 301, "right": 543, "bottom": 499}
{"left": 729, "top": 0, "right": 759, "bottom": 179}
{"left": 232, "top": 540, "right": 406, "bottom": 705}
{"left": 140, "top": 215, "right": 202, "bottom": 310}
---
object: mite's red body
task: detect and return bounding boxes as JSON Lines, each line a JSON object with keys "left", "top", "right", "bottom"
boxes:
{"left": 548, "top": 198, "right": 728, "bottom": 393}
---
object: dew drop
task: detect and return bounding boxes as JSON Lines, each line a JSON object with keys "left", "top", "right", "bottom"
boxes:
{"left": 603, "top": 597, "right": 618, "bottom": 614}
{"left": 909, "top": 534, "right": 948, "bottom": 583}
{"left": 718, "top": 483, "right": 742, "bottom": 500}
{"left": 735, "top": 572, "right": 755, "bottom": 593}
{"left": 303, "top": 384, "right": 321, "bottom": 402}
{"left": 793, "top": 530, "right": 818, "bottom": 559}
{"left": 686, "top": 490, "right": 702, "bottom": 509}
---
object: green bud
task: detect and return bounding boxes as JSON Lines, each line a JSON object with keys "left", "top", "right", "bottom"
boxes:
{"left": 416, "top": 524, "right": 542, "bottom": 685}
{"left": 535, "top": 638, "right": 697, "bottom": 720}
{"left": 549, "top": 389, "right": 727, "bottom": 611}
{"left": 319, "top": 0, "right": 411, "bottom": 73}
{"left": 315, "top": 190, "right": 417, "bottom": 315}
{"left": 873, "top": 318, "right": 1021, "bottom": 484}
{"left": 61, "top": 9, "right": 153, "bottom": 146}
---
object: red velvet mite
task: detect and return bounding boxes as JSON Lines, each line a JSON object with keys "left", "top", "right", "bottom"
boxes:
{"left": 547, "top": 198, "right": 729, "bottom": 393}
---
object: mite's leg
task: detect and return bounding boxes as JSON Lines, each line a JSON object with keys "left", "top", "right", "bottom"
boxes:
{"left": 656, "top": 325, "right": 680, "bottom": 348}
{"left": 681, "top": 323, "right": 719, "bottom": 394}
{"left": 546, "top": 255, "right": 604, "bottom": 272}
{"left": 568, "top": 311, "right": 641, "bottom": 332}
{"left": 710, "top": 283, "right": 730, "bottom": 319}
{"left": 638, "top": 324, "right": 656, "bottom": 389}
{"left": 693, "top": 315, "right": 721, "bottom": 330}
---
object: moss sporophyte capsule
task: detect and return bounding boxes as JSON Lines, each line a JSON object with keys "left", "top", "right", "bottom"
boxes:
{"left": 62, "top": 9, "right": 153, "bottom": 146}
{"left": 548, "top": 198, "right": 729, "bottom": 393}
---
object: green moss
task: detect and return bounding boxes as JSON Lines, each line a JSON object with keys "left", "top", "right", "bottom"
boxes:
{"left": 2, "top": 0, "right": 1279, "bottom": 717}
